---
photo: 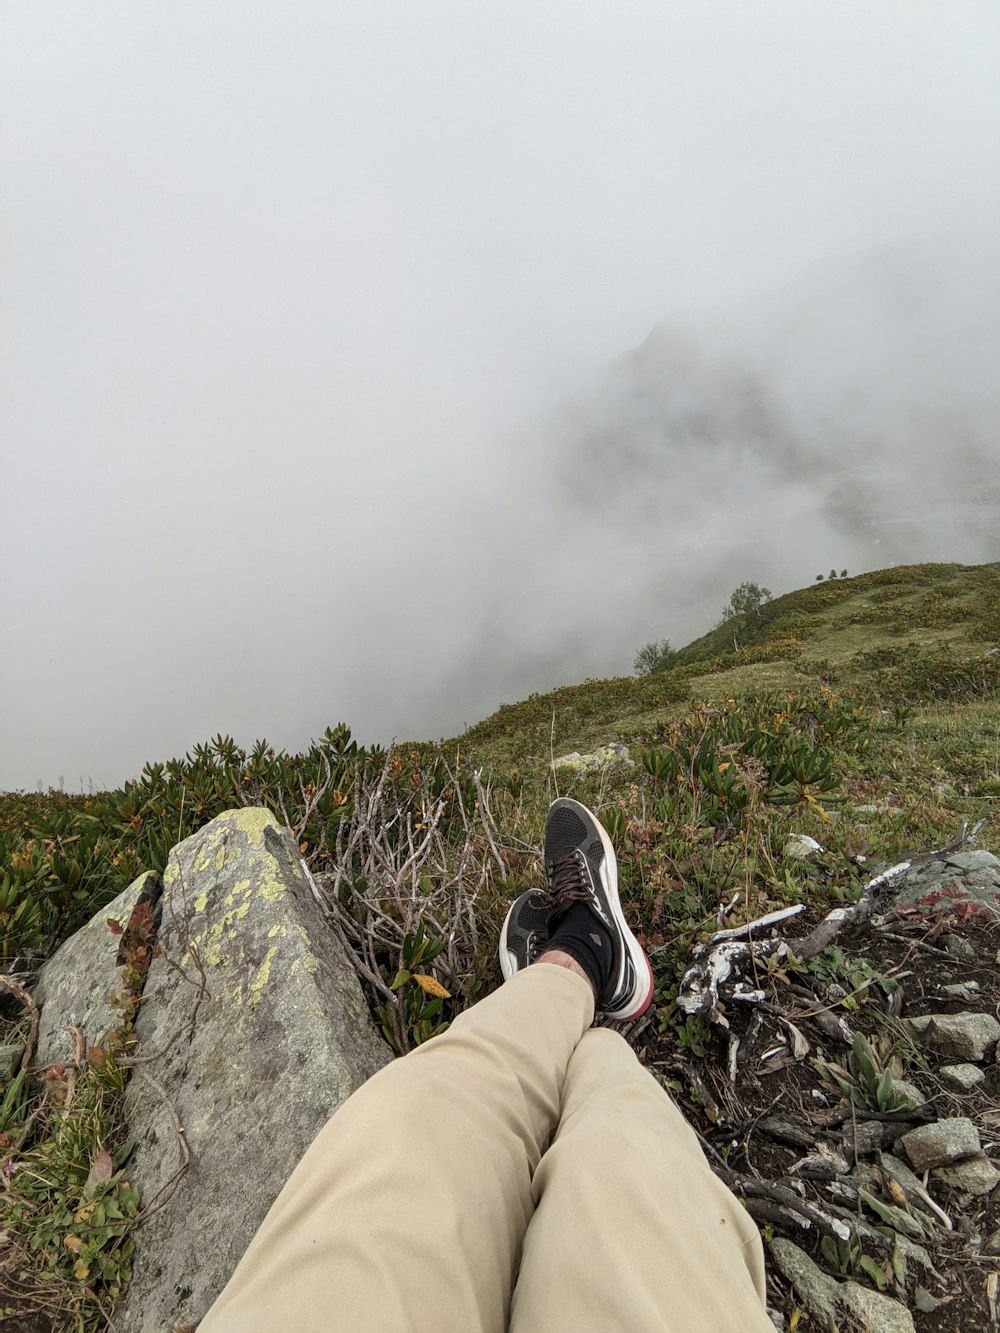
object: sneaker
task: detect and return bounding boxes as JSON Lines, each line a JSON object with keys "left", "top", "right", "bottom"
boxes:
{"left": 499, "top": 890, "right": 550, "bottom": 982}
{"left": 543, "top": 797, "right": 654, "bottom": 1022}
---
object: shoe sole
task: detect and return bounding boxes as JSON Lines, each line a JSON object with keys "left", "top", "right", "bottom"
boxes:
{"left": 549, "top": 798, "right": 655, "bottom": 1022}
{"left": 499, "top": 896, "right": 525, "bottom": 983}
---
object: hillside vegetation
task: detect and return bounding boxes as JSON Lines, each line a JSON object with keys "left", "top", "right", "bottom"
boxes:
{"left": 0, "top": 559, "right": 996, "bottom": 1009}
{"left": 2, "top": 560, "right": 999, "bottom": 1328}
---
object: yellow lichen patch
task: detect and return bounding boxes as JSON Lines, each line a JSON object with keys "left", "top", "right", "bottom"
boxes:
{"left": 257, "top": 875, "right": 288, "bottom": 903}
{"left": 224, "top": 879, "right": 253, "bottom": 908}
{"left": 224, "top": 806, "right": 282, "bottom": 851}
{"left": 292, "top": 923, "right": 321, "bottom": 974}
{"left": 267, "top": 923, "right": 287, "bottom": 939}
{"left": 194, "top": 892, "right": 209, "bottom": 913}
{"left": 248, "top": 945, "right": 279, "bottom": 1006}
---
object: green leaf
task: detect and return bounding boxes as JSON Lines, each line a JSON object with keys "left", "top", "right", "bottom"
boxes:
{"left": 859, "top": 1255, "right": 888, "bottom": 1290}
{"left": 857, "top": 1188, "right": 925, "bottom": 1240}
{"left": 876, "top": 1067, "right": 896, "bottom": 1111}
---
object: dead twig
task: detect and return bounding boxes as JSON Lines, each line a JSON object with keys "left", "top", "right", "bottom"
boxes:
{"left": 0, "top": 974, "right": 40, "bottom": 1073}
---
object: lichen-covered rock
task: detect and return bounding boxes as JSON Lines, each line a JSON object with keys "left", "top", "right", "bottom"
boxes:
{"left": 769, "top": 1237, "right": 916, "bottom": 1333}
{"left": 902, "top": 1011, "right": 1000, "bottom": 1062}
{"left": 900, "top": 1117, "right": 981, "bottom": 1171}
{"left": 932, "top": 1154, "right": 1000, "bottom": 1196}
{"left": 552, "top": 741, "right": 633, "bottom": 774}
{"left": 117, "top": 808, "right": 392, "bottom": 1333}
{"left": 31, "top": 870, "right": 162, "bottom": 1069}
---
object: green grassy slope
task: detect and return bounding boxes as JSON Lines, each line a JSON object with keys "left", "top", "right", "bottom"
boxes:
{"left": 454, "top": 561, "right": 1000, "bottom": 773}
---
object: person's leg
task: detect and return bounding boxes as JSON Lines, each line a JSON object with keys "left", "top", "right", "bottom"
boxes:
{"left": 510, "top": 1028, "right": 772, "bottom": 1333}
{"left": 199, "top": 962, "right": 594, "bottom": 1333}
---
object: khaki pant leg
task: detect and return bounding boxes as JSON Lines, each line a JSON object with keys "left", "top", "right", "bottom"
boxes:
{"left": 510, "top": 1029, "right": 771, "bottom": 1333}
{"left": 200, "top": 964, "right": 594, "bottom": 1333}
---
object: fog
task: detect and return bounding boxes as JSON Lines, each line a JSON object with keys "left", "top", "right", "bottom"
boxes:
{"left": 3, "top": 2, "right": 999, "bottom": 791}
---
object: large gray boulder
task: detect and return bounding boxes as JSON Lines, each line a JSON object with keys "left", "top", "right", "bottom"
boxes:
{"left": 32, "top": 870, "right": 162, "bottom": 1069}
{"left": 117, "top": 807, "right": 392, "bottom": 1333}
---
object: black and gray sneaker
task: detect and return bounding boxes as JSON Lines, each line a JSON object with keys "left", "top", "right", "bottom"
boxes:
{"left": 499, "top": 890, "right": 550, "bottom": 982}
{"left": 542, "top": 797, "right": 653, "bottom": 1022}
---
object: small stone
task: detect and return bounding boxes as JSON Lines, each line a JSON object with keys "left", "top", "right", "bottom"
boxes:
{"left": 939, "top": 1063, "right": 986, "bottom": 1093}
{"left": 890, "top": 1077, "right": 927, "bottom": 1108}
{"left": 903, "top": 1011, "right": 1000, "bottom": 1062}
{"left": 983, "top": 1228, "right": 1000, "bottom": 1255}
{"left": 914, "top": 1287, "right": 944, "bottom": 1314}
{"left": 0, "top": 1044, "right": 24, "bottom": 1083}
{"left": 940, "top": 980, "right": 981, "bottom": 1001}
{"left": 932, "top": 1153, "right": 1000, "bottom": 1196}
{"left": 900, "top": 1117, "right": 981, "bottom": 1171}
{"left": 942, "top": 933, "right": 976, "bottom": 961}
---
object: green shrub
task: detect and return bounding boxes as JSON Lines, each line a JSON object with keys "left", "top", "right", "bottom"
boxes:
{"left": 633, "top": 639, "right": 678, "bottom": 676}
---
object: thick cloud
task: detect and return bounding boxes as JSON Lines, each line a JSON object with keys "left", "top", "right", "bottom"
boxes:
{"left": 2, "top": 2, "right": 999, "bottom": 789}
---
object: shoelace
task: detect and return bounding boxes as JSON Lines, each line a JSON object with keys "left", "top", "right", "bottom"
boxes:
{"left": 526, "top": 933, "right": 547, "bottom": 963}
{"left": 543, "top": 850, "right": 594, "bottom": 918}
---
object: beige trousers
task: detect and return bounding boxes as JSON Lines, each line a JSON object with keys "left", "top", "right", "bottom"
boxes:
{"left": 201, "top": 964, "right": 771, "bottom": 1332}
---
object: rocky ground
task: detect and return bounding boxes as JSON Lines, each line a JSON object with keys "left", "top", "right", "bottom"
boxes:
{"left": 633, "top": 844, "right": 1000, "bottom": 1331}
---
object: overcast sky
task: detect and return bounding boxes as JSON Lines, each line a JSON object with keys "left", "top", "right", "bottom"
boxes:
{"left": 3, "top": 2, "right": 999, "bottom": 791}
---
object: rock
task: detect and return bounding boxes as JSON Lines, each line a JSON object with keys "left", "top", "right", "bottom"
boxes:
{"left": 889, "top": 1233, "right": 943, "bottom": 1286}
{"left": 932, "top": 1154, "right": 1000, "bottom": 1196}
{"left": 913, "top": 1287, "right": 945, "bottom": 1314}
{"left": 117, "top": 808, "right": 392, "bottom": 1333}
{"left": 552, "top": 741, "right": 633, "bottom": 774}
{"left": 983, "top": 1228, "right": 1000, "bottom": 1256}
{"left": 890, "top": 1077, "right": 927, "bottom": 1108}
{"left": 902, "top": 1011, "right": 1000, "bottom": 1062}
{"left": 938, "top": 1063, "right": 986, "bottom": 1093}
{"left": 769, "top": 1237, "right": 916, "bottom": 1333}
{"left": 0, "top": 1043, "right": 23, "bottom": 1082}
{"left": 878, "top": 1152, "right": 929, "bottom": 1204}
{"left": 900, "top": 1117, "right": 981, "bottom": 1171}
{"left": 942, "top": 933, "right": 976, "bottom": 961}
{"left": 892, "top": 851, "right": 1000, "bottom": 919}
{"left": 940, "top": 980, "right": 981, "bottom": 1001}
{"left": 32, "top": 870, "right": 162, "bottom": 1068}
{"left": 941, "top": 850, "right": 1000, "bottom": 874}
{"left": 769, "top": 1238, "right": 840, "bottom": 1328}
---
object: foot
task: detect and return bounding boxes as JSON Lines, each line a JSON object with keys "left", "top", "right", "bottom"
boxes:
{"left": 498, "top": 890, "right": 550, "bottom": 982}
{"left": 497, "top": 799, "right": 654, "bottom": 1021}
{"left": 543, "top": 798, "right": 654, "bottom": 1021}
